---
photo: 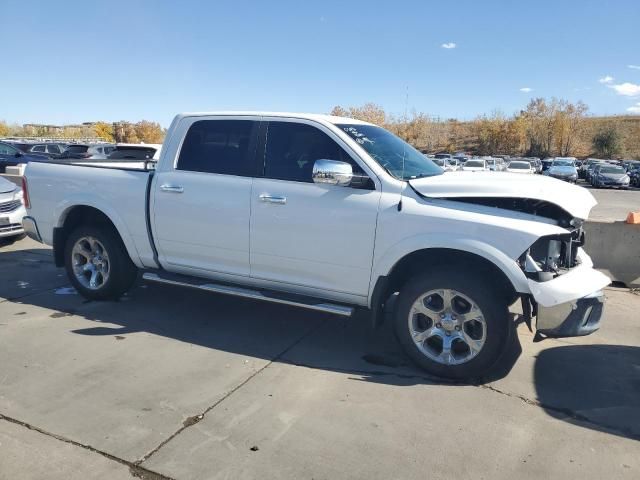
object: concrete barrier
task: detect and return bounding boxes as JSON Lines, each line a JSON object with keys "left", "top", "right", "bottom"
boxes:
{"left": 584, "top": 220, "right": 640, "bottom": 288}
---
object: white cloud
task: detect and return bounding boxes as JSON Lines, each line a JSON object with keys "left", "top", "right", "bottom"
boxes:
{"left": 441, "top": 42, "right": 456, "bottom": 49}
{"left": 628, "top": 65, "right": 640, "bottom": 70}
{"left": 519, "top": 87, "right": 533, "bottom": 93}
{"left": 628, "top": 102, "right": 640, "bottom": 113}
{"left": 608, "top": 82, "right": 640, "bottom": 96}
{"left": 599, "top": 75, "right": 614, "bottom": 84}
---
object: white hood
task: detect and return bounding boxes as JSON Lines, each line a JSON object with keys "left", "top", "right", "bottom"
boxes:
{"left": 409, "top": 172, "right": 597, "bottom": 220}
{"left": 0, "top": 176, "right": 17, "bottom": 194}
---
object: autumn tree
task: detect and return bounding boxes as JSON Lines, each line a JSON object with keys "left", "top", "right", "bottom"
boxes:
{"left": 330, "top": 103, "right": 386, "bottom": 125}
{"left": 135, "top": 121, "right": 165, "bottom": 143}
{"left": 94, "top": 121, "right": 114, "bottom": 141}
{"left": 0, "top": 121, "right": 10, "bottom": 137}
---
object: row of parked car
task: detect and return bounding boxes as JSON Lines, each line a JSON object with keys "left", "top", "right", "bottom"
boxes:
{"left": 428, "top": 154, "right": 543, "bottom": 174}
{"left": 580, "top": 158, "right": 638, "bottom": 188}
{"left": 0, "top": 140, "right": 161, "bottom": 173}
{"left": 429, "top": 153, "right": 639, "bottom": 189}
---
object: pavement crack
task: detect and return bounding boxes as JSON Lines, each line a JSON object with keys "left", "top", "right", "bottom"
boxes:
{"left": 136, "top": 318, "right": 329, "bottom": 465}
{"left": 0, "top": 413, "right": 176, "bottom": 480}
{"left": 479, "top": 384, "right": 640, "bottom": 441}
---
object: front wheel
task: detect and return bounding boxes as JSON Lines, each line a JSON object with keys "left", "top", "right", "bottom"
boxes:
{"left": 64, "top": 225, "right": 137, "bottom": 300}
{"left": 394, "top": 269, "right": 513, "bottom": 380}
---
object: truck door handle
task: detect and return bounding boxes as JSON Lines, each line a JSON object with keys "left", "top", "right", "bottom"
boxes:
{"left": 160, "top": 184, "right": 184, "bottom": 193}
{"left": 259, "top": 194, "right": 286, "bottom": 205}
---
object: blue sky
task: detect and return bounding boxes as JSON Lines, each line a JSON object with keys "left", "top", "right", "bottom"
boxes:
{"left": 2, "top": 0, "right": 639, "bottom": 126}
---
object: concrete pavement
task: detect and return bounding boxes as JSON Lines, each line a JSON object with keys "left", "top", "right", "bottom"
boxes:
{"left": 0, "top": 237, "right": 638, "bottom": 479}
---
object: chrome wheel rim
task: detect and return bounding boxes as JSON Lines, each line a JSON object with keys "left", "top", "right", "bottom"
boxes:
{"left": 408, "top": 289, "right": 487, "bottom": 365}
{"left": 71, "top": 236, "right": 110, "bottom": 290}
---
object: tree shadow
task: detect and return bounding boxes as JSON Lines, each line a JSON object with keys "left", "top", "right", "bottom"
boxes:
{"left": 534, "top": 344, "right": 640, "bottom": 441}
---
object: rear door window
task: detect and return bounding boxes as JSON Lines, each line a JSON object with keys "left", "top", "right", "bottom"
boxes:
{"left": 177, "top": 120, "right": 258, "bottom": 176}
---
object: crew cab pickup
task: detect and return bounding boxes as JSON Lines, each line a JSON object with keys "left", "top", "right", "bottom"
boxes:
{"left": 21, "top": 112, "right": 610, "bottom": 379}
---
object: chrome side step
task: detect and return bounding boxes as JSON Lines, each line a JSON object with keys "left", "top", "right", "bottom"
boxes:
{"left": 142, "top": 272, "right": 354, "bottom": 317}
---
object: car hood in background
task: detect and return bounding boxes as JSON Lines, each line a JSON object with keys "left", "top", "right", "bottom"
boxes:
{"left": 548, "top": 166, "right": 577, "bottom": 175}
{"left": 598, "top": 172, "right": 627, "bottom": 181}
{"left": 0, "top": 176, "right": 17, "bottom": 194}
{"left": 409, "top": 171, "right": 597, "bottom": 220}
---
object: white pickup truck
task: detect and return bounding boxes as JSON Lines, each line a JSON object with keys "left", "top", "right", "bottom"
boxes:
{"left": 22, "top": 112, "right": 610, "bottom": 379}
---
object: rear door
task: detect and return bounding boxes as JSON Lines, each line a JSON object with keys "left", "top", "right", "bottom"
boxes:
{"left": 152, "top": 117, "right": 260, "bottom": 277}
{"left": 250, "top": 120, "right": 380, "bottom": 299}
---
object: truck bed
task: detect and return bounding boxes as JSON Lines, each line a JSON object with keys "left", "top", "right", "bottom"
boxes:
{"left": 24, "top": 161, "right": 157, "bottom": 269}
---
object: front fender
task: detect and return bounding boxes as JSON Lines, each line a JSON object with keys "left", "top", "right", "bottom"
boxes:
{"left": 371, "top": 233, "right": 531, "bottom": 297}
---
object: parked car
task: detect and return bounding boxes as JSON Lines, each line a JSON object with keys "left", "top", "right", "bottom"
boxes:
{"left": 485, "top": 158, "right": 506, "bottom": 172}
{"left": 590, "top": 164, "right": 630, "bottom": 189}
{"left": 22, "top": 111, "right": 610, "bottom": 380}
{"left": 3, "top": 141, "right": 51, "bottom": 158}
{"left": 28, "top": 143, "right": 68, "bottom": 159}
{"left": 541, "top": 158, "right": 554, "bottom": 172}
{"left": 585, "top": 160, "right": 607, "bottom": 182}
{"left": 629, "top": 165, "right": 640, "bottom": 187}
{"left": 506, "top": 160, "right": 534, "bottom": 174}
{"left": 460, "top": 159, "right": 488, "bottom": 171}
{"left": 622, "top": 160, "right": 640, "bottom": 172}
{"left": 432, "top": 158, "right": 458, "bottom": 172}
{"left": 0, "top": 141, "right": 48, "bottom": 173}
{"left": 59, "top": 144, "right": 114, "bottom": 160}
{"left": 0, "top": 175, "right": 26, "bottom": 241}
{"left": 545, "top": 158, "right": 578, "bottom": 183}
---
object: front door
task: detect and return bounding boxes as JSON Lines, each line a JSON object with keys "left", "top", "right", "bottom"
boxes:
{"left": 152, "top": 118, "right": 260, "bottom": 277}
{"left": 250, "top": 120, "right": 380, "bottom": 298}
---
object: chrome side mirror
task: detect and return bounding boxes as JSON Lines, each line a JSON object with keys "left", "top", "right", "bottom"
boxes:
{"left": 312, "top": 159, "right": 353, "bottom": 186}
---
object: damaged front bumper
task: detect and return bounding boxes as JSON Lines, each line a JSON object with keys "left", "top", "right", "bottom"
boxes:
{"left": 526, "top": 249, "right": 610, "bottom": 338}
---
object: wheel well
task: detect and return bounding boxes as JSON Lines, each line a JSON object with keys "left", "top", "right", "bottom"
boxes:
{"left": 372, "top": 248, "right": 518, "bottom": 327}
{"left": 53, "top": 206, "right": 119, "bottom": 267}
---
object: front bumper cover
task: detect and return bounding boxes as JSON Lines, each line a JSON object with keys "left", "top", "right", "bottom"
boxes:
{"left": 536, "top": 290, "right": 604, "bottom": 337}
{"left": 527, "top": 249, "right": 610, "bottom": 338}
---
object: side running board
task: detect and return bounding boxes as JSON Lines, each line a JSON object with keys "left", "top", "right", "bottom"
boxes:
{"left": 142, "top": 272, "right": 354, "bottom": 317}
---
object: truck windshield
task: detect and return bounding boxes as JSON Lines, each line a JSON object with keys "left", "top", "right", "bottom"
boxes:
{"left": 337, "top": 124, "right": 443, "bottom": 180}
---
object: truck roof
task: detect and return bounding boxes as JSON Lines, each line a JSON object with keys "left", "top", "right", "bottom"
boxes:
{"left": 175, "top": 112, "right": 374, "bottom": 126}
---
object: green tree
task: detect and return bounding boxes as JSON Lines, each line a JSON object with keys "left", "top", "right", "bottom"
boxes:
{"left": 592, "top": 124, "right": 623, "bottom": 158}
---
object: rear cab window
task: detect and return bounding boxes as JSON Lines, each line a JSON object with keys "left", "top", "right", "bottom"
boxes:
{"left": 177, "top": 119, "right": 259, "bottom": 176}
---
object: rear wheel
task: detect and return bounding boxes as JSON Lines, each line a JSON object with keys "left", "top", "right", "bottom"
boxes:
{"left": 64, "top": 225, "right": 137, "bottom": 300}
{"left": 394, "top": 269, "right": 513, "bottom": 380}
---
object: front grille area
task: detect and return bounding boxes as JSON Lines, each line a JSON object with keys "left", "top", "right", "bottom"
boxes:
{"left": 0, "top": 223, "right": 23, "bottom": 233}
{"left": 0, "top": 200, "right": 21, "bottom": 213}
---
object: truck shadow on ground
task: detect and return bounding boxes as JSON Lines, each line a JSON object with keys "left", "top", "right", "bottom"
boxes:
{"left": 4, "top": 247, "right": 638, "bottom": 441}
{"left": 534, "top": 344, "right": 640, "bottom": 441}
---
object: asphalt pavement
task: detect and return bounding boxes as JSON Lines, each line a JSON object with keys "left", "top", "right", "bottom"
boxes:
{"left": 0, "top": 237, "right": 638, "bottom": 480}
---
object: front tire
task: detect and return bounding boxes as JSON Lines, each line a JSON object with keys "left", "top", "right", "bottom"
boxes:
{"left": 394, "top": 269, "right": 513, "bottom": 380}
{"left": 64, "top": 225, "right": 137, "bottom": 300}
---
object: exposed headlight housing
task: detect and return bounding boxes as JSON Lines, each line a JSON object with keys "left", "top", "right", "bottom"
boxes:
{"left": 520, "top": 230, "right": 584, "bottom": 281}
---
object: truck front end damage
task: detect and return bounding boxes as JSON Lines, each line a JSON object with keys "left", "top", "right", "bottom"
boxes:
{"left": 514, "top": 214, "right": 609, "bottom": 338}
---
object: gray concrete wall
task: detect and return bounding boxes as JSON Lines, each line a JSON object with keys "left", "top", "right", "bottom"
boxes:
{"left": 584, "top": 220, "right": 640, "bottom": 288}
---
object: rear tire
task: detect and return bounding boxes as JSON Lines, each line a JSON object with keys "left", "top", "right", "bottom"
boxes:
{"left": 64, "top": 225, "right": 137, "bottom": 300}
{"left": 394, "top": 269, "right": 513, "bottom": 380}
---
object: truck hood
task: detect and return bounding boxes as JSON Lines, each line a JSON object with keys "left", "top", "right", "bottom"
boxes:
{"left": 409, "top": 171, "right": 597, "bottom": 220}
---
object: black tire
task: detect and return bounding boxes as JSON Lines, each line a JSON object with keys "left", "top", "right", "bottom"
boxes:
{"left": 64, "top": 224, "right": 137, "bottom": 300}
{"left": 394, "top": 269, "right": 513, "bottom": 380}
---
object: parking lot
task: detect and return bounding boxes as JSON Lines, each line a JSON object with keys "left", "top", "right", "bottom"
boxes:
{"left": 0, "top": 236, "right": 638, "bottom": 480}
{"left": 586, "top": 183, "right": 640, "bottom": 221}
